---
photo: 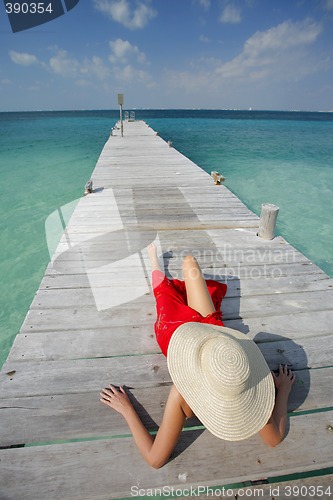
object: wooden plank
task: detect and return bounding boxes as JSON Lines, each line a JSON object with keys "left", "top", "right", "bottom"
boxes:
{"left": 0, "top": 386, "right": 172, "bottom": 447}
{"left": 21, "top": 290, "right": 333, "bottom": 334}
{"left": 48, "top": 243, "right": 305, "bottom": 264}
{"left": 8, "top": 325, "right": 158, "bottom": 361}
{"left": 0, "top": 410, "right": 332, "bottom": 500}
{"left": 17, "top": 303, "right": 331, "bottom": 338}
{"left": 0, "top": 367, "right": 331, "bottom": 447}
{"left": 0, "top": 355, "right": 169, "bottom": 398}
{"left": 44, "top": 259, "right": 324, "bottom": 279}
{"left": 46, "top": 228, "right": 315, "bottom": 265}
{"left": 46, "top": 252, "right": 308, "bottom": 271}
{"left": 20, "top": 304, "right": 155, "bottom": 333}
{"left": 258, "top": 335, "right": 333, "bottom": 370}
{"left": 225, "top": 475, "right": 333, "bottom": 500}
{"left": 1, "top": 335, "right": 331, "bottom": 401}
{"left": 39, "top": 270, "right": 331, "bottom": 295}
{"left": 27, "top": 282, "right": 333, "bottom": 308}
{"left": 226, "top": 309, "right": 333, "bottom": 339}
{"left": 7, "top": 321, "right": 333, "bottom": 370}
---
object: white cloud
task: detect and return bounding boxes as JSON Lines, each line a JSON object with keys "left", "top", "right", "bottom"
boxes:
{"left": 220, "top": 4, "right": 242, "bottom": 24}
{"left": 12, "top": 46, "right": 94, "bottom": 82}
{"left": 109, "top": 38, "right": 147, "bottom": 64}
{"left": 49, "top": 50, "right": 110, "bottom": 81}
{"left": 165, "top": 18, "right": 326, "bottom": 99}
{"left": 9, "top": 51, "right": 38, "bottom": 66}
{"left": 93, "top": 0, "right": 157, "bottom": 29}
{"left": 114, "top": 64, "right": 155, "bottom": 87}
{"left": 108, "top": 38, "right": 153, "bottom": 88}
{"left": 216, "top": 19, "right": 323, "bottom": 80}
{"left": 84, "top": 56, "right": 111, "bottom": 80}
{"left": 49, "top": 50, "right": 80, "bottom": 77}
{"left": 247, "top": 18, "right": 321, "bottom": 53}
{"left": 46, "top": 45, "right": 153, "bottom": 89}
{"left": 166, "top": 68, "right": 211, "bottom": 94}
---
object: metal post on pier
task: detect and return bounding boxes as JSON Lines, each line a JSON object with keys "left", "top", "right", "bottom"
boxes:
{"left": 117, "top": 93, "right": 124, "bottom": 137}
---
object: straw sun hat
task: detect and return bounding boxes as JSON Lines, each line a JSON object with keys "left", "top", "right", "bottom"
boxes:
{"left": 167, "top": 323, "right": 275, "bottom": 441}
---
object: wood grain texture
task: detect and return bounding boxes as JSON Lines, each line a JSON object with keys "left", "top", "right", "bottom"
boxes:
{"left": 0, "top": 410, "right": 332, "bottom": 500}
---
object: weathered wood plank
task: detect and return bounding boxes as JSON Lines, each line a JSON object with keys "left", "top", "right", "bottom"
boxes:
{"left": 29, "top": 282, "right": 333, "bottom": 309}
{"left": 39, "top": 271, "right": 331, "bottom": 296}
{"left": 44, "top": 259, "right": 324, "bottom": 281}
{"left": 226, "top": 309, "right": 333, "bottom": 339}
{"left": 258, "top": 335, "right": 333, "bottom": 370}
{"left": 48, "top": 243, "right": 306, "bottom": 264}
{"left": 0, "top": 355, "right": 169, "bottom": 398}
{"left": 1, "top": 332, "right": 332, "bottom": 398}
{"left": 22, "top": 290, "right": 333, "bottom": 338}
{"left": 20, "top": 304, "right": 155, "bottom": 332}
{"left": 0, "top": 367, "right": 330, "bottom": 447}
{"left": 14, "top": 310, "right": 333, "bottom": 342}
{"left": 0, "top": 410, "right": 332, "bottom": 500}
{"left": 9, "top": 325, "right": 158, "bottom": 360}
{"left": 8, "top": 322, "right": 333, "bottom": 371}
{"left": 227, "top": 475, "right": 333, "bottom": 500}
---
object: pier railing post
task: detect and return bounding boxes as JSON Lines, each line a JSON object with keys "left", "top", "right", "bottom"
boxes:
{"left": 258, "top": 203, "right": 279, "bottom": 239}
{"left": 117, "top": 93, "right": 124, "bottom": 137}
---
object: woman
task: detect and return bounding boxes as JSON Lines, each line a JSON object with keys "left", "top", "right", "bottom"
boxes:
{"left": 100, "top": 244, "right": 295, "bottom": 469}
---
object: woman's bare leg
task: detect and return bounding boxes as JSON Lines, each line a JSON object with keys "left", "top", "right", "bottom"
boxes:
{"left": 148, "top": 243, "right": 161, "bottom": 272}
{"left": 182, "top": 255, "right": 215, "bottom": 316}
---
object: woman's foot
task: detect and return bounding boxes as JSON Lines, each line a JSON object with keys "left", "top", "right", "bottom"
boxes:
{"left": 148, "top": 243, "right": 161, "bottom": 272}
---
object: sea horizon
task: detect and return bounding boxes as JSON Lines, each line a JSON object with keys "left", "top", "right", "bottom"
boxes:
{"left": 1, "top": 107, "right": 333, "bottom": 113}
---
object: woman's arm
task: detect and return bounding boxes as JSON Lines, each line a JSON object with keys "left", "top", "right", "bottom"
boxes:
{"left": 258, "top": 364, "right": 295, "bottom": 447}
{"left": 100, "top": 384, "right": 187, "bottom": 468}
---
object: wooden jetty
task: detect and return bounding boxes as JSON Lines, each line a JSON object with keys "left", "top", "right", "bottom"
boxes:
{"left": 0, "top": 120, "right": 332, "bottom": 499}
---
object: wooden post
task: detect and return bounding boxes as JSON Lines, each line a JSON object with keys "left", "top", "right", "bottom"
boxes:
{"left": 84, "top": 179, "right": 93, "bottom": 195}
{"left": 211, "top": 171, "right": 225, "bottom": 185}
{"left": 258, "top": 203, "right": 279, "bottom": 239}
{"left": 117, "top": 93, "right": 124, "bottom": 137}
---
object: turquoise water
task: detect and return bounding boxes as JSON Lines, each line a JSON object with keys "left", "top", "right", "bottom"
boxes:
{"left": 0, "top": 111, "right": 116, "bottom": 368}
{"left": 1, "top": 110, "right": 333, "bottom": 368}
{"left": 146, "top": 112, "right": 333, "bottom": 276}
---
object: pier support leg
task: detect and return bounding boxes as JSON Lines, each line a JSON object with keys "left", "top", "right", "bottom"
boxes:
{"left": 258, "top": 203, "right": 279, "bottom": 240}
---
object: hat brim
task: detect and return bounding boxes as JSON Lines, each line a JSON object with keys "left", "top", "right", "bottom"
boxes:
{"left": 167, "top": 323, "right": 275, "bottom": 441}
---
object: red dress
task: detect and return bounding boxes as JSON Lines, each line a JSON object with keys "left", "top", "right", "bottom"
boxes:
{"left": 152, "top": 270, "right": 227, "bottom": 356}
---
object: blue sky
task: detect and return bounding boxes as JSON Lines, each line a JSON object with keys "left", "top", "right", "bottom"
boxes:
{"left": 1, "top": 0, "right": 333, "bottom": 111}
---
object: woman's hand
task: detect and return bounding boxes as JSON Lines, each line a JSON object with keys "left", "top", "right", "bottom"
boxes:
{"left": 100, "top": 385, "right": 133, "bottom": 417}
{"left": 272, "top": 364, "right": 295, "bottom": 395}
{"left": 260, "top": 365, "right": 295, "bottom": 447}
